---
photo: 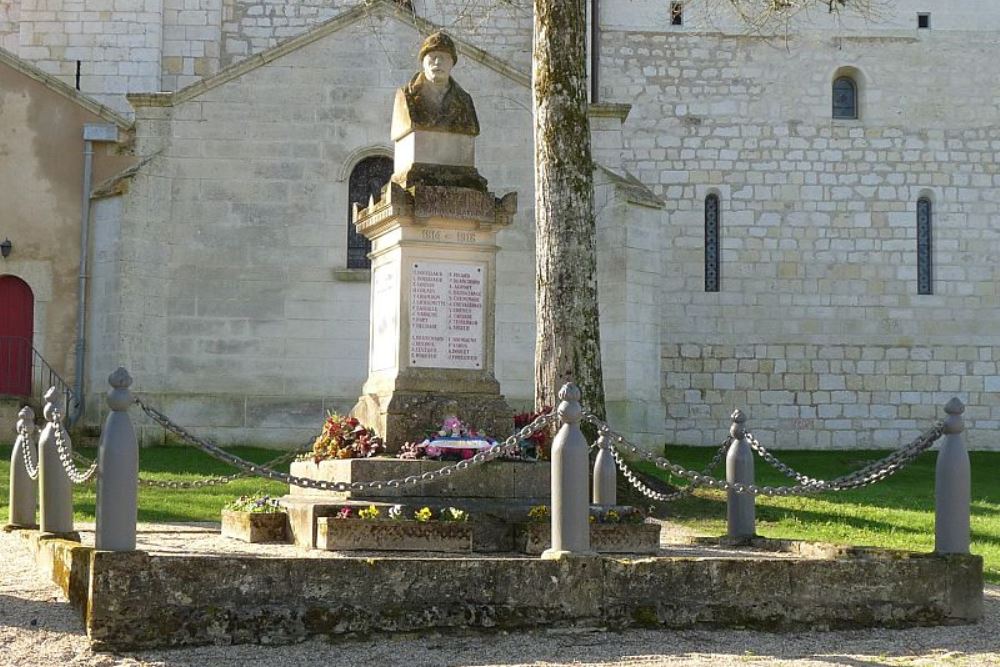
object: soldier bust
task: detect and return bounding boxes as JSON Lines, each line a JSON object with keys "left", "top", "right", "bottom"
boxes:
{"left": 391, "top": 31, "right": 480, "bottom": 141}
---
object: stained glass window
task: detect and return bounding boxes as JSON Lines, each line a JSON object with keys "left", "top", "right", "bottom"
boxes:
{"left": 917, "top": 197, "right": 933, "bottom": 295}
{"left": 705, "top": 194, "right": 720, "bottom": 292}
{"left": 347, "top": 156, "right": 394, "bottom": 269}
{"left": 832, "top": 76, "right": 857, "bottom": 119}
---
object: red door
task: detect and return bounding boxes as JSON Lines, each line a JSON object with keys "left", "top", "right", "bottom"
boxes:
{"left": 0, "top": 275, "right": 34, "bottom": 396}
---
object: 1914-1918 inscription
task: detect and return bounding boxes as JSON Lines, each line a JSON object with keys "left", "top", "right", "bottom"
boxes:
{"left": 409, "top": 260, "right": 484, "bottom": 369}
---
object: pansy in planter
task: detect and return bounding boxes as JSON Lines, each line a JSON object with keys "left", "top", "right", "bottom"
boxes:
{"left": 387, "top": 504, "right": 405, "bottom": 521}
{"left": 527, "top": 504, "right": 550, "bottom": 523}
{"left": 358, "top": 504, "right": 380, "bottom": 520}
{"left": 335, "top": 507, "right": 353, "bottom": 520}
{"left": 414, "top": 507, "right": 433, "bottom": 522}
{"left": 224, "top": 494, "right": 283, "bottom": 514}
{"left": 440, "top": 507, "right": 468, "bottom": 522}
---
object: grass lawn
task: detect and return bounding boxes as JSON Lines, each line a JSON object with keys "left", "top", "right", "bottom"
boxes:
{"left": 636, "top": 445, "right": 1000, "bottom": 584}
{"left": 0, "top": 443, "right": 289, "bottom": 524}
{"left": 1, "top": 442, "right": 996, "bottom": 583}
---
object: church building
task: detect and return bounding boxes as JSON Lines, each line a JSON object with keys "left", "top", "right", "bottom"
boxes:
{"left": 2, "top": 0, "right": 999, "bottom": 450}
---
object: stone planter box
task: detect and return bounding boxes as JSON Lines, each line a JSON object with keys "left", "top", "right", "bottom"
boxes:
{"left": 316, "top": 518, "right": 473, "bottom": 553}
{"left": 518, "top": 522, "right": 661, "bottom": 555}
{"left": 221, "top": 510, "right": 288, "bottom": 543}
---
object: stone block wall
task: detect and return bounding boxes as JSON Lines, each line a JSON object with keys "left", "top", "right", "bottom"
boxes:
{"left": 0, "top": 0, "right": 18, "bottom": 51}
{"left": 161, "top": 0, "right": 222, "bottom": 90}
{"left": 219, "top": 0, "right": 531, "bottom": 71}
{"left": 107, "top": 12, "right": 536, "bottom": 445}
{"left": 13, "top": 0, "right": 163, "bottom": 115}
{"left": 600, "top": 28, "right": 1000, "bottom": 449}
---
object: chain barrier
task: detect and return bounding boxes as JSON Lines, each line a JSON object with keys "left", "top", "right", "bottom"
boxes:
{"left": 745, "top": 432, "right": 825, "bottom": 486}
{"left": 583, "top": 410, "right": 945, "bottom": 498}
{"left": 16, "top": 421, "right": 39, "bottom": 481}
{"left": 51, "top": 407, "right": 99, "bottom": 484}
{"left": 597, "top": 418, "right": 730, "bottom": 502}
{"left": 136, "top": 447, "right": 307, "bottom": 490}
{"left": 135, "top": 396, "right": 560, "bottom": 492}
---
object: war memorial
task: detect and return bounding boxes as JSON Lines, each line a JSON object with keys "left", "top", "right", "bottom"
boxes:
{"left": 2, "top": 28, "right": 985, "bottom": 651}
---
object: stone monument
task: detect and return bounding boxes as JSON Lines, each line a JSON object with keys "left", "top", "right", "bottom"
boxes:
{"left": 351, "top": 32, "right": 517, "bottom": 450}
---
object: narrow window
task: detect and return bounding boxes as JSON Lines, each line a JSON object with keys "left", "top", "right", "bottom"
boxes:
{"left": 917, "top": 13, "right": 930, "bottom": 29}
{"left": 917, "top": 197, "right": 932, "bottom": 295}
{"left": 347, "top": 156, "right": 394, "bottom": 269}
{"left": 670, "top": 2, "right": 683, "bottom": 26}
{"left": 705, "top": 194, "right": 720, "bottom": 292}
{"left": 832, "top": 76, "right": 857, "bottom": 119}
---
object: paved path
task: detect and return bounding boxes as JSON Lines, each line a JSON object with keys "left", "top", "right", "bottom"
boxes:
{"left": 1, "top": 529, "right": 998, "bottom": 667}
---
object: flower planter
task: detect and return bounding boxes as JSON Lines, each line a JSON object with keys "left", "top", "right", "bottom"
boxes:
{"left": 316, "top": 518, "right": 473, "bottom": 553}
{"left": 221, "top": 510, "right": 288, "bottom": 543}
{"left": 517, "top": 522, "right": 661, "bottom": 555}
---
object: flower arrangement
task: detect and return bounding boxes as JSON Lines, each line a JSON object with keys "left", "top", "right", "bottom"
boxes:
{"left": 399, "top": 415, "right": 495, "bottom": 461}
{"left": 224, "top": 494, "right": 283, "bottom": 514}
{"left": 331, "top": 504, "right": 468, "bottom": 522}
{"left": 304, "top": 412, "right": 385, "bottom": 462}
{"left": 513, "top": 406, "right": 553, "bottom": 460}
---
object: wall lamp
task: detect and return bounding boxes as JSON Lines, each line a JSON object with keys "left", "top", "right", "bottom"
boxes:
{"left": 0, "top": 238, "right": 11, "bottom": 259}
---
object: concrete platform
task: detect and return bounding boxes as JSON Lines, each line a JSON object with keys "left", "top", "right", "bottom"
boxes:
{"left": 13, "top": 523, "right": 984, "bottom": 651}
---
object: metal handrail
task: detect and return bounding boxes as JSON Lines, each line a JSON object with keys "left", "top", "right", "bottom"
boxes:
{"left": 0, "top": 336, "right": 79, "bottom": 424}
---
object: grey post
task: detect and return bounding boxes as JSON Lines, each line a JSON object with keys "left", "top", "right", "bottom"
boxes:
{"left": 592, "top": 432, "right": 617, "bottom": 507}
{"left": 95, "top": 368, "right": 139, "bottom": 551}
{"left": 935, "top": 397, "right": 970, "bottom": 555}
{"left": 542, "top": 383, "right": 594, "bottom": 559}
{"left": 726, "top": 409, "right": 755, "bottom": 541}
{"left": 7, "top": 406, "right": 38, "bottom": 528}
{"left": 38, "top": 387, "right": 74, "bottom": 534}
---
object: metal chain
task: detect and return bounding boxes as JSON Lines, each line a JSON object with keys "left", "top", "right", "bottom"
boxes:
{"left": 137, "top": 447, "right": 307, "bottom": 490}
{"left": 745, "top": 432, "right": 825, "bottom": 486}
{"left": 50, "top": 407, "right": 99, "bottom": 484}
{"left": 135, "top": 396, "right": 560, "bottom": 492}
{"left": 16, "top": 422, "right": 39, "bottom": 481}
{"left": 583, "top": 410, "right": 945, "bottom": 497}
{"left": 594, "top": 418, "right": 731, "bottom": 502}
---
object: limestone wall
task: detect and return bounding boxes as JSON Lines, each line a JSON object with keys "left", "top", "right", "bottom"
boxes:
{"left": 161, "top": 0, "right": 222, "bottom": 91}
{"left": 219, "top": 0, "right": 531, "bottom": 71}
{"left": 115, "top": 12, "right": 535, "bottom": 444}
{"left": 599, "top": 28, "right": 1000, "bottom": 449}
{"left": 12, "top": 0, "right": 162, "bottom": 115}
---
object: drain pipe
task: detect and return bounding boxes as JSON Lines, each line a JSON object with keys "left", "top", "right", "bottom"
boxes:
{"left": 590, "top": 0, "right": 600, "bottom": 103}
{"left": 71, "top": 124, "right": 119, "bottom": 425}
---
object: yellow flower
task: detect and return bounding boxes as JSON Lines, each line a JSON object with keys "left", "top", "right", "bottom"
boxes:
{"left": 359, "top": 504, "right": 380, "bottom": 520}
{"left": 414, "top": 507, "right": 433, "bottom": 522}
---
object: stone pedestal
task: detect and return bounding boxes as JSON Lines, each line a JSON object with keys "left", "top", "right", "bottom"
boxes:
{"left": 351, "top": 178, "right": 517, "bottom": 450}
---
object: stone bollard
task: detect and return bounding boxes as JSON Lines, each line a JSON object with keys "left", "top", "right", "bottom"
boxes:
{"left": 726, "top": 409, "right": 755, "bottom": 541}
{"left": 38, "top": 387, "right": 74, "bottom": 535}
{"left": 95, "top": 368, "right": 139, "bottom": 551}
{"left": 7, "top": 406, "right": 38, "bottom": 529}
{"left": 542, "top": 383, "right": 594, "bottom": 559}
{"left": 935, "top": 397, "right": 970, "bottom": 555}
{"left": 592, "top": 432, "right": 617, "bottom": 507}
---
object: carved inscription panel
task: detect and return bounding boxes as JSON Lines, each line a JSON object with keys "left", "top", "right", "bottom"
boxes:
{"left": 409, "top": 261, "right": 485, "bottom": 369}
{"left": 370, "top": 263, "right": 398, "bottom": 372}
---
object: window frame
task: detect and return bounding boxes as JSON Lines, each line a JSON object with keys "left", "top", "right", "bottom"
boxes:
{"left": 917, "top": 197, "right": 933, "bottom": 295}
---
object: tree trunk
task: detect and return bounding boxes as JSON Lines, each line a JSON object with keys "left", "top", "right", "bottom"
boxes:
{"left": 532, "top": 0, "right": 606, "bottom": 420}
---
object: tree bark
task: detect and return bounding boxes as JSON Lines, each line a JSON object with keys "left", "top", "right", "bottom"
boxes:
{"left": 532, "top": 0, "right": 606, "bottom": 419}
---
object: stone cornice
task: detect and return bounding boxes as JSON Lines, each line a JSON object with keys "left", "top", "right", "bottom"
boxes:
{"left": 132, "top": 0, "right": 530, "bottom": 110}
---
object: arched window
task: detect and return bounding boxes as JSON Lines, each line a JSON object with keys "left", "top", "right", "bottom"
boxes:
{"left": 704, "top": 194, "right": 720, "bottom": 292}
{"left": 917, "top": 197, "right": 932, "bottom": 295}
{"left": 832, "top": 76, "right": 858, "bottom": 119}
{"left": 347, "top": 156, "right": 394, "bottom": 269}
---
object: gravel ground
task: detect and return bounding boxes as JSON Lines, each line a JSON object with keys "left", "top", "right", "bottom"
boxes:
{"left": 1, "top": 527, "right": 998, "bottom": 667}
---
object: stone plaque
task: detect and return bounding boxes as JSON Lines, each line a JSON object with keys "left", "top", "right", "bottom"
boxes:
{"left": 370, "top": 263, "right": 398, "bottom": 372}
{"left": 409, "top": 260, "right": 484, "bottom": 369}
